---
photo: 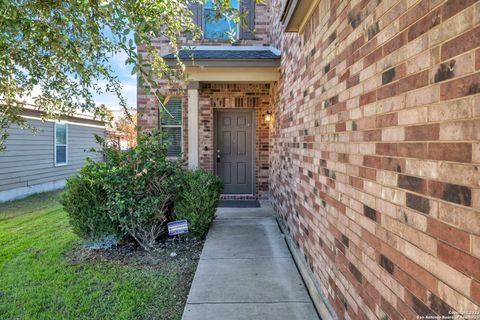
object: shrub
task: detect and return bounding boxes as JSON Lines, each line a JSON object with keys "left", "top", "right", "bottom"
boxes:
{"left": 174, "top": 169, "right": 223, "bottom": 237}
{"left": 60, "top": 160, "right": 120, "bottom": 242}
{"left": 104, "top": 130, "right": 182, "bottom": 250}
{"left": 63, "top": 130, "right": 223, "bottom": 250}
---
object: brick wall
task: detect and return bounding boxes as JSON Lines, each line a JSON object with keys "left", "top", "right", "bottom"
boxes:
{"left": 199, "top": 83, "right": 272, "bottom": 199}
{"left": 137, "top": 1, "right": 273, "bottom": 166}
{"left": 137, "top": 1, "right": 272, "bottom": 126}
{"left": 269, "top": 0, "right": 480, "bottom": 319}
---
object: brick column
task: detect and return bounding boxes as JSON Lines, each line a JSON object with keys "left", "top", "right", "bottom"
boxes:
{"left": 187, "top": 81, "right": 199, "bottom": 168}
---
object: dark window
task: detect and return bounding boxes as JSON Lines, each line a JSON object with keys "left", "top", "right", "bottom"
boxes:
{"left": 161, "top": 97, "right": 183, "bottom": 157}
{"left": 204, "top": 0, "right": 238, "bottom": 39}
{"left": 55, "top": 122, "right": 67, "bottom": 165}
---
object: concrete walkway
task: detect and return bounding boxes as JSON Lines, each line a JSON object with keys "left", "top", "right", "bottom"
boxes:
{"left": 182, "top": 204, "right": 320, "bottom": 320}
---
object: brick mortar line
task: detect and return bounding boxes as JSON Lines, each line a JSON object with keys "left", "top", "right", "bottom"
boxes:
{"left": 306, "top": 24, "right": 480, "bottom": 101}
{"left": 294, "top": 69, "right": 480, "bottom": 110}
{"left": 282, "top": 210, "right": 477, "bottom": 316}
{"left": 289, "top": 185, "right": 474, "bottom": 254}
{"left": 299, "top": 176, "right": 478, "bottom": 214}
{"left": 274, "top": 149, "right": 480, "bottom": 167}
{"left": 286, "top": 200, "right": 477, "bottom": 292}
{"left": 315, "top": 3, "right": 477, "bottom": 69}
{"left": 344, "top": 62, "right": 480, "bottom": 99}
{"left": 306, "top": 154, "right": 480, "bottom": 183}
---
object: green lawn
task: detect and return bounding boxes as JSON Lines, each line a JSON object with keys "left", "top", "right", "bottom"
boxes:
{"left": 0, "top": 191, "right": 198, "bottom": 320}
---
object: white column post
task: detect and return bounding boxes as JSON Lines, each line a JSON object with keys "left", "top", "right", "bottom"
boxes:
{"left": 187, "top": 82, "right": 199, "bottom": 168}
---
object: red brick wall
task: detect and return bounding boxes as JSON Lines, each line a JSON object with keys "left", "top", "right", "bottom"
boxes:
{"left": 137, "top": 1, "right": 273, "bottom": 165}
{"left": 269, "top": 0, "right": 480, "bottom": 318}
{"left": 199, "top": 83, "right": 272, "bottom": 199}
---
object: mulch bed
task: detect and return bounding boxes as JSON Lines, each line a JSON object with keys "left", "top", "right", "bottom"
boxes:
{"left": 66, "top": 238, "right": 204, "bottom": 270}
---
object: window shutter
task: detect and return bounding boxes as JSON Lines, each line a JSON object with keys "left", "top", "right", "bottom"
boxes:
{"left": 187, "top": 3, "right": 203, "bottom": 40}
{"left": 239, "top": 0, "right": 255, "bottom": 40}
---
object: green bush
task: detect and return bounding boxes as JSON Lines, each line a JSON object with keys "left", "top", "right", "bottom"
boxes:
{"left": 174, "top": 169, "right": 223, "bottom": 237}
{"left": 60, "top": 160, "right": 120, "bottom": 241}
{"left": 62, "top": 130, "right": 223, "bottom": 249}
{"left": 104, "top": 131, "right": 183, "bottom": 250}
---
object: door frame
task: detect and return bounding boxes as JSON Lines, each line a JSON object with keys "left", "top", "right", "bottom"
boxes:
{"left": 214, "top": 108, "right": 256, "bottom": 195}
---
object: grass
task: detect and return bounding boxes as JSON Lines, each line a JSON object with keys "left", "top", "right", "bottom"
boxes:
{"left": 0, "top": 191, "right": 199, "bottom": 320}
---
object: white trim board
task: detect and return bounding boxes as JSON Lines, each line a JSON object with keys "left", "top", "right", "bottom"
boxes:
{"left": 186, "top": 67, "right": 279, "bottom": 82}
{"left": 187, "top": 88, "right": 199, "bottom": 168}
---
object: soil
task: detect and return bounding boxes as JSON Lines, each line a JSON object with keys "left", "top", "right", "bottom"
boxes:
{"left": 66, "top": 238, "right": 204, "bottom": 269}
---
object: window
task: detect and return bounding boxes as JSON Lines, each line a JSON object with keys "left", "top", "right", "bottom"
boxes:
{"left": 161, "top": 97, "right": 183, "bottom": 158}
{"left": 55, "top": 122, "right": 68, "bottom": 165}
{"left": 204, "top": 0, "right": 238, "bottom": 39}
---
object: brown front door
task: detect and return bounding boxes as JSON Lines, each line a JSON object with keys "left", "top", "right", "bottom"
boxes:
{"left": 215, "top": 109, "right": 254, "bottom": 194}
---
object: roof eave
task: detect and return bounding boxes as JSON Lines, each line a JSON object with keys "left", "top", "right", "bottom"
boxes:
{"left": 20, "top": 105, "right": 106, "bottom": 124}
{"left": 281, "top": 0, "right": 320, "bottom": 32}
{"left": 165, "top": 58, "right": 281, "bottom": 68}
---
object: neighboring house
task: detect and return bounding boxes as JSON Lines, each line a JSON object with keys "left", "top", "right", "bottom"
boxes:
{"left": 139, "top": 0, "right": 480, "bottom": 319}
{"left": 0, "top": 108, "right": 105, "bottom": 203}
{"left": 105, "top": 129, "right": 129, "bottom": 150}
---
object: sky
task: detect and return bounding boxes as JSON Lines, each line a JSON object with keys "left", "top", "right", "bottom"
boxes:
{"left": 22, "top": 29, "right": 137, "bottom": 117}
{"left": 91, "top": 50, "right": 137, "bottom": 116}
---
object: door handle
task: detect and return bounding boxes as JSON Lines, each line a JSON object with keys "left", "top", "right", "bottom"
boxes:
{"left": 216, "top": 149, "right": 221, "bottom": 163}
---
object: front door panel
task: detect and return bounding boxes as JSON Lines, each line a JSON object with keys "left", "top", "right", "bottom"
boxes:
{"left": 216, "top": 110, "right": 254, "bottom": 194}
